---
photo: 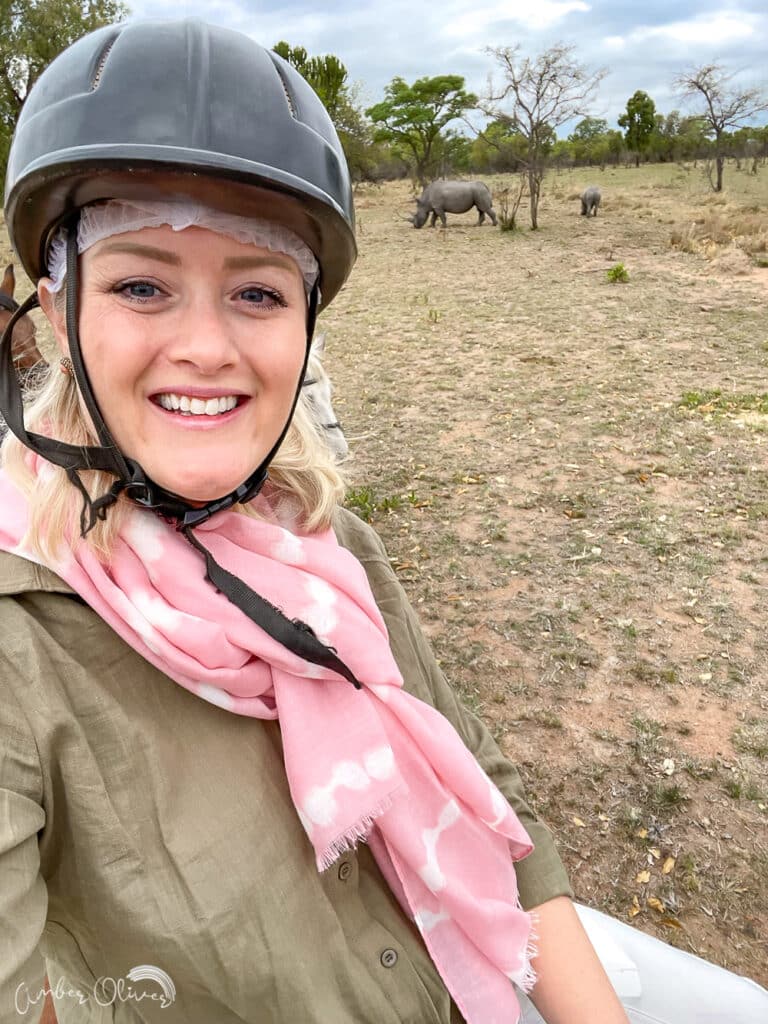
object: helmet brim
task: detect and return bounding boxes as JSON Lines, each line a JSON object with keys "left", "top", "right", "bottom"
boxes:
{"left": 7, "top": 152, "right": 356, "bottom": 310}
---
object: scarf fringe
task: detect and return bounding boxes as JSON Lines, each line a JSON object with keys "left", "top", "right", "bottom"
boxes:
{"left": 517, "top": 909, "right": 539, "bottom": 994}
{"left": 316, "top": 795, "right": 394, "bottom": 871}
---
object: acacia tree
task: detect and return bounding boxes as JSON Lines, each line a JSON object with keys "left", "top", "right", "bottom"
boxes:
{"left": 618, "top": 90, "right": 656, "bottom": 167}
{"left": 0, "top": 0, "right": 128, "bottom": 186}
{"left": 674, "top": 63, "right": 768, "bottom": 191}
{"left": 481, "top": 44, "right": 606, "bottom": 229}
{"left": 366, "top": 75, "right": 477, "bottom": 186}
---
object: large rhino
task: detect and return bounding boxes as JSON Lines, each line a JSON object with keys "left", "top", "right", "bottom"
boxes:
{"left": 580, "top": 185, "right": 601, "bottom": 217}
{"left": 410, "top": 181, "right": 497, "bottom": 228}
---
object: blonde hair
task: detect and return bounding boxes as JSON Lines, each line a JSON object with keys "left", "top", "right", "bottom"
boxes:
{"left": 2, "top": 357, "right": 346, "bottom": 563}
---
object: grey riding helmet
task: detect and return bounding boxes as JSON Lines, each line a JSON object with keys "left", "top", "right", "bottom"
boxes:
{"left": 4, "top": 18, "right": 356, "bottom": 308}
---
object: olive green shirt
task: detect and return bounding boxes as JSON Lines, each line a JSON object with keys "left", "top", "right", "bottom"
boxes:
{"left": 0, "top": 508, "right": 571, "bottom": 1023}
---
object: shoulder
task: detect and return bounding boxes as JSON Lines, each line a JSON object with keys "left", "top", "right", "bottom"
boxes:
{"left": 0, "top": 549, "right": 72, "bottom": 599}
{"left": 332, "top": 506, "right": 390, "bottom": 566}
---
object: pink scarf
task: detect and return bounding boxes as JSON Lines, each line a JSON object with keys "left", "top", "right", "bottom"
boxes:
{"left": 0, "top": 466, "right": 535, "bottom": 1023}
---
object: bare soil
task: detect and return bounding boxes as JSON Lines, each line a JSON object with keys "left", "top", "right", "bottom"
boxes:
{"left": 322, "top": 165, "right": 768, "bottom": 984}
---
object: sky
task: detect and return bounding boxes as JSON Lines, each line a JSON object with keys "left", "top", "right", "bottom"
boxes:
{"left": 128, "top": 1, "right": 768, "bottom": 131}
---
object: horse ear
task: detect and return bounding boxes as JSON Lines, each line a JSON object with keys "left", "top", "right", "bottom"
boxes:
{"left": 1, "top": 264, "right": 15, "bottom": 297}
{"left": 313, "top": 330, "right": 326, "bottom": 354}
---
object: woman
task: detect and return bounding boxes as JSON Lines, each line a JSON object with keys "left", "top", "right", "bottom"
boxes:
{"left": 0, "top": 20, "right": 763, "bottom": 1024}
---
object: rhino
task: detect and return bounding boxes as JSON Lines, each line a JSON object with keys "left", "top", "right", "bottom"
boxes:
{"left": 410, "top": 181, "right": 497, "bottom": 228}
{"left": 580, "top": 185, "right": 601, "bottom": 217}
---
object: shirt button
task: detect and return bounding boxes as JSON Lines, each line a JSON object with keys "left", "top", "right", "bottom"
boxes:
{"left": 380, "top": 948, "right": 398, "bottom": 968}
{"left": 338, "top": 861, "right": 352, "bottom": 882}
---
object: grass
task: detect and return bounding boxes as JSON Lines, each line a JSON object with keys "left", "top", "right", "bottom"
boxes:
{"left": 733, "top": 719, "right": 768, "bottom": 759}
{"left": 680, "top": 390, "right": 768, "bottom": 415}
{"left": 606, "top": 262, "right": 630, "bottom": 283}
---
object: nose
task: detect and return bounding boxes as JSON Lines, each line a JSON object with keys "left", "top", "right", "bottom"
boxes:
{"left": 166, "top": 298, "right": 239, "bottom": 373}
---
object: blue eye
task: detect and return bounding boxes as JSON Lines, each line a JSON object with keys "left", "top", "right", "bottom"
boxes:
{"left": 239, "top": 286, "right": 285, "bottom": 309}
{"left": 119, "top": 281, "right": 160, "bottom": 300}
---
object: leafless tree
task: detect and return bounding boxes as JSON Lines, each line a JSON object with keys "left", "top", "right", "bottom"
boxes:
{"left": 674, "top": 63, "right": 768, "bottom": 192}
{"left": 481, "top": 44, "right": 607, "bottom": 229}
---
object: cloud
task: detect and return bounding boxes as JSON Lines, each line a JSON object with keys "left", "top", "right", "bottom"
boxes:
{"left": 122, "top": 1, "right": 768, "bottom": 126}
{"left": 441, "top": 0, "right": 590, "bottom": 39}
{"left": 605, "top": 11, "right": 761, "bottom": 50}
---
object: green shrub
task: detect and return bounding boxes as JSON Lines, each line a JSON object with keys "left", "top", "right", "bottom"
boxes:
{"left": 606, "top": 262, "right": 630, "bottom": 283}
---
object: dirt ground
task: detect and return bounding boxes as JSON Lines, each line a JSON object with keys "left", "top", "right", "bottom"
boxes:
{"left": 319, "top": 164, "right": 768, "bottom": 984}
{"left": 1, "top": 162, "right": 765, "bottom": 987}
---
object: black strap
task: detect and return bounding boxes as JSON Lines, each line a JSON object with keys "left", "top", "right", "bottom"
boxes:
{"left": 0, "top": 292, "right": 19, "bottom": 314}
{"left": 181, "top": 525, "right": 362, "bottom": 689}
{"left": 0, "top": 291, "right": 126, "bottom": 473}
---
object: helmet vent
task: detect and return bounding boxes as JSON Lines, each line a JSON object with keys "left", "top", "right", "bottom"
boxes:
{"left": 271, "top": 60, "right": 298, "bottom": 120}
{"left": 90, "top": 38, "right": 116, "bottom": 91}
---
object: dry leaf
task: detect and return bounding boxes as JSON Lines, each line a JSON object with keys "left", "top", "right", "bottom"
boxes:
{"left": 647, "top": 897, "right": 665, "bottom": 913}
{"left": 660, "top": 916, "right": 683, "bottom": 930}
{"left": 662, "top": 857, "right": 676, "bottom": 875}
{"left": 636, "top": 870, "right": 651, "bottom": 884}
{"left": 628, "top": 896, "right": 641, "bottom": 918}
{"left": 649, "top": 848, "right": 661, "bottom": 860}
{"left": 572, "top": 816, "right": 586, "bottom": 828}
{"left": 635, "top": 827, "right": 648, "bottom": 839}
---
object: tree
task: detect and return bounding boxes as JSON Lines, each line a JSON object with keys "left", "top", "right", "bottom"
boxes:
{"left": 273, "top": 42, "right": 384, "bottom": 183}
{"left": 481, "top": 44, "right": 607, "bottom": 229}
{"left": 366, "top": 75, "right": 477, "bottom": 186}
{"left": 0, "top": 0, "right": 129, "bottom": 187}
{"left": 618, "top": 90, "right": 656, "bottom": 167}
{"left": 674, "top": 63, "right": 768, "bottom": 191}
{"left": 273, "top": 41, "right": 349, "bottom": 122}
{"left": 568, "top": 116, "right": 609, "bottom": 165}
{"left": 470, "top": 119, "right": 528, "bottom": 173}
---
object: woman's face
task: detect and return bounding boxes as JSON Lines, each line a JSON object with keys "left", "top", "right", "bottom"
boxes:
{"left": 41, "top": 225, "right": 308, "bottom": 502}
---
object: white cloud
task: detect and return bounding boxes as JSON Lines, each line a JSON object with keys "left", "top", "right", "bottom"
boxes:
{"left": 442, "top": 0, "right": 590, "bottom": 39}
{"left": 605, "top": 12, "right": 760, "bottom": 50}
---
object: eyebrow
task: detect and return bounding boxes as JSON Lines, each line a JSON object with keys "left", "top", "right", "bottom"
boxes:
{"left": 97, "top": 242, "right": 180, "bottom": 264}
{"left": 96, "top": 241, "right": 297, "bottom": 274}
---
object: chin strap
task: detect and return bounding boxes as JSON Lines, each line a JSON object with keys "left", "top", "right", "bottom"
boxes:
{"left": 181, "top": 526, "right": 361, "bottom": 689}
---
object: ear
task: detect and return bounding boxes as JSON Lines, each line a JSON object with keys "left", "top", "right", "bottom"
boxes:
{"left": 37, "top": 279, "right": 68, "bottom": 355}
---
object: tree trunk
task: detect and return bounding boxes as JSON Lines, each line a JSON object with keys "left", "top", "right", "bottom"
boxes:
{"left": 527, "top": 169, "right": 538, "bottom": 230}
{"left": 715, "top": 153, "right": 724, "bottom": 192}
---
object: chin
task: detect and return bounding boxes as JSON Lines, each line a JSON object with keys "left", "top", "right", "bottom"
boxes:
{"left": 151, "top": 468, "right": 254, "bottom": 504}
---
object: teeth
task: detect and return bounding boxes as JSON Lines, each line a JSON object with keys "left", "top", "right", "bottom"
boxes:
{"left": 157, "top": 393, "right": 239, "bottom": 416}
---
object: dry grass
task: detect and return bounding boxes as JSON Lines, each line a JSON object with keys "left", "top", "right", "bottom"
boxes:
{"left": 324, "top": 161, "right": 768, "bottom": 985}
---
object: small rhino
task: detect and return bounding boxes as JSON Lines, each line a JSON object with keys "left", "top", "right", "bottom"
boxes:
{"left": 580, "top": 186, "right": 601, "bottom": 217}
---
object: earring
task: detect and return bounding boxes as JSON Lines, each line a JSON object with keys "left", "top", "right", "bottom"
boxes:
{"left": 60, "top": 356, "right": 73, "bottom": 375}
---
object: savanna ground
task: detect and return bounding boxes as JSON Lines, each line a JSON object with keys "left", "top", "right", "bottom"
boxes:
{"left": 2, "top": 162, "right": 766, "bottom": 988}
{"left": 321, "top": 163, "right": 768, "bottom": 985}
